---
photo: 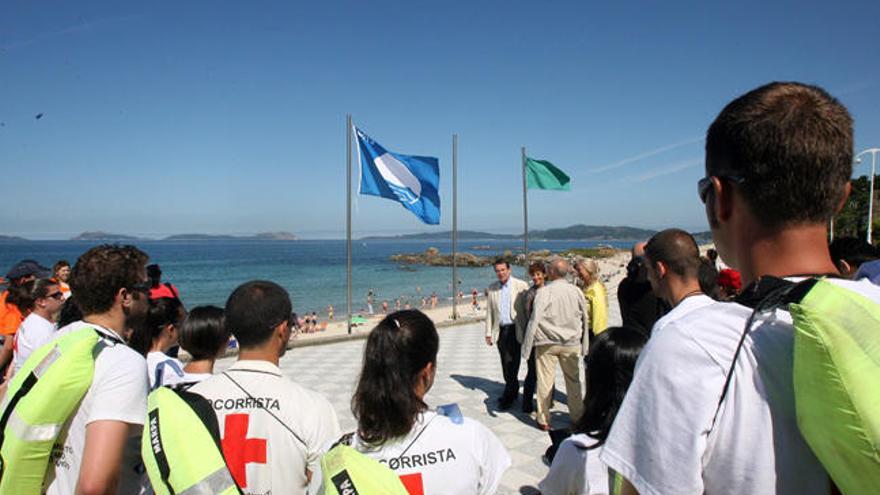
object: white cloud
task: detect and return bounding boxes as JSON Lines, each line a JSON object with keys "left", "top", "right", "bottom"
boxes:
{"left": 589, "top": 136, "right": 704, "bottom": 173}
{"left": 624, "top": 158, "right": 702, "bottom": 183}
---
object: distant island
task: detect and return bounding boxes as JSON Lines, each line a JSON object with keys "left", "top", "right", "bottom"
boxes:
{"left": 0, "top": 235, "right": 28, "bottom": 242}
{"left": 69, "top": 231, "right": 298, "bottom": 241}
{"left": 71, "top": 231, "right": 143, "bottom": 241}
{"left": 364, "top": 224, "right": 658, "bottom": 241}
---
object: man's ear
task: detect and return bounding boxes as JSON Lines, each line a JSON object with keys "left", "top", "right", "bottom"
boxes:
{"left": 835, "top": 182, "right": 852, "bottom": 214}
{"left": 117, "top": 287, "right": 131, "bottom": 308}
{"left": 714, "top": 176, "right": 736, "bottom": 223}
{"left": 655, "top": 260, "right": 668, "bottom": 279}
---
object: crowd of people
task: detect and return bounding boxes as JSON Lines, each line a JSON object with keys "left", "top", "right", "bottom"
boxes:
{"left": 0, "top": 80, "right": 878, "bottom": 494}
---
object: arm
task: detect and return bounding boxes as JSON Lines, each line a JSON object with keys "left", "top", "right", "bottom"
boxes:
{"left": 77, "top": 420, "right": 135, "bottom": 495}
{"left": 620, "top": 478, "right": 640, "bottom": 495}
{"left": 0, "top": 337, "right": 14, "bottom": 372}
{"left": 521, "top": 289, "right": 547, "bottom": 359}
{"left": 593, "top": 283, "right": 609, "bottom": 335}
{"left": 484, "top": 288, "right": 494, "bottom": 345}
{"left": 578, "top": 290, "right": 590, "bottom": 355}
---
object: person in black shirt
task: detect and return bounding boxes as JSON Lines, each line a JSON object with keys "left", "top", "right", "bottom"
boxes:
{"left": 617, "top": 242, "right": 667, "bottom": 335}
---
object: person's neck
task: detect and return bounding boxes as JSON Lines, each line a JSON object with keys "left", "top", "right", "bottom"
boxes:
{"left": 734, "top": 224, "right": 839, "bottom": 285}
{"left": 82, "top": 309, "right": 125, "bottom": 337}
{"left": 184, "top": 359, "right": 215, "bottom": 375}
{"left": 32, "top": 307, "right": 53, "bottom": 322}
{"left": 238, "top": 346, "right": 280, "bottom": 366}
{"left": 665, "top": 277, "right": 703, "bottom": 308}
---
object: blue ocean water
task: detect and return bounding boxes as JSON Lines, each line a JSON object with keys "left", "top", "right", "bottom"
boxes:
{"left": 0, "top": 239, "right": 629, "bottom": 316}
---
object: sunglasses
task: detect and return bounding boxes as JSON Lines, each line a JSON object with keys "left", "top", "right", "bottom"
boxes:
{"left": 46, "top": 291, "right": 64, "bottom": 300}
{"left": 128, "top": 281, "right": 152, "bottom": 294}
{"left": 698, "top": 175, "right": 746, "bottom": 203}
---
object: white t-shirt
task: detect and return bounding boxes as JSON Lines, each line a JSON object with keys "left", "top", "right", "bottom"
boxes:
{"left": 146, "top": 351, "right": 186, "bottom": 389}
{"left": 13, "top": 312, "right": 56, "bottom": 373}
{"left": 45, "top": 321, "right": 149, "bottom": 495}
{"left": 539, "top": 433, "right": 609, "bottom": 495}
{"left": 351, "top": 409, "right": 511, "bottom": 495}
{"left": 190, "top": 360, "right": 340, "bottom": 495}
{"left": 601, "top": 278, "right": 880, "bottom": 495}
{"left": 650, "top": 293, "right": 716, "bottom": 336}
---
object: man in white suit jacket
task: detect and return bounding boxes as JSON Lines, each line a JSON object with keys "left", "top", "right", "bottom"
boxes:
{"left": 485, "top": 259, "right": 529, "bottom": 410}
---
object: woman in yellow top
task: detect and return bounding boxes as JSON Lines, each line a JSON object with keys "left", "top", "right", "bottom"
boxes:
{"left": 574, "top": 259, "right": 608, "bottom": 340}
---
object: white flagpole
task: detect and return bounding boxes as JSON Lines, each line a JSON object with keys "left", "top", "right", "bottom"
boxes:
{"left": 452, "top": 134, "right": 459, "bottom": 320}
{"left": 347, "top": 115, "right": 353, "bottom": 335}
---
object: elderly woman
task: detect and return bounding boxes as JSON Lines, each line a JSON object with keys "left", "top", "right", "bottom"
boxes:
{"left": 574, "top": 258, "right": 608, "bottom": 342}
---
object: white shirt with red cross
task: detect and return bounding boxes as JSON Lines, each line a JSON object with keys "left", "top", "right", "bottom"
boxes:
{"left": 190, "top": 360, "right": 340, "bottom": 495}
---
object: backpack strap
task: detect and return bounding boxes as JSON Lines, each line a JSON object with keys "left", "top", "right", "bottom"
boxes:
{"left": 222, "top": 371, "right": 307, "bottom": 448}
{"left": 152, "top": 359, "right": 185, "bottom": 391}
{"left": 710, "top": 277, "right": 819, "bottom": 430}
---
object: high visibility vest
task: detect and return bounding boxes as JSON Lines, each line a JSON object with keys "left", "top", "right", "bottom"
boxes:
{"left": 0, "top": 327, "right": 107, "bottom": 495}
{"left": 142, "top": 386, "right": 240, "bottom": 495}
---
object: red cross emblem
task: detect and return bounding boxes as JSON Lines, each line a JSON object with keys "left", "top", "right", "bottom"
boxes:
{"left": 221, "top": 413, "right": 267, "bottom": 488}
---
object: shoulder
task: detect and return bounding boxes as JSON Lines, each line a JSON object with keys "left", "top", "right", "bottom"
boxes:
{"left": 826, "top": 278, "right": 880, "bottom": 303}
{"left": 487, "top": 281, "right": 501, "bottom": 291}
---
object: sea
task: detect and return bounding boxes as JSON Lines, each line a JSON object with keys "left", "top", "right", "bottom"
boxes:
{"left": 0, "top": 239, "right": 631, "bottom": 316}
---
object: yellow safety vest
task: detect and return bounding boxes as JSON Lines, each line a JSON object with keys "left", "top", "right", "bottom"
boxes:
{"left": 142, "top": 386, "right": 240, "bottom": 495}
{"left": 0, "top": 327, "right": 107, "bottom": 495}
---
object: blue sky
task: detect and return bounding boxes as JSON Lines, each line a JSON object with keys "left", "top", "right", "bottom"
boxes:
{"left": 2, "top": 0, "right": 879, "bottom": 239}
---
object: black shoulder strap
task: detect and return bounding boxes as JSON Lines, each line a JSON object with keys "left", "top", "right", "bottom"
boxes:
{"left": 222, "top": 371, "right": 307, "bottom": 448}
{"left": 710, "top": 277, "right": 819, "bottom": 430}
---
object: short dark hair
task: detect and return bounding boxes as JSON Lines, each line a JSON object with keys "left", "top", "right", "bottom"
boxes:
{"left": 829, "top": 237, "right": 879, "bottom": 272}
{"left": 493, "top": 259, "right": 510, "bottom": 268}
{"left": 352, "top": 310, "right": 439, "bottom": 446}
{"left": 706, "top": 82, "right": 853, "bottom": 228}
{"left": 575, "top": 326, "right": 647, "bottom": 447}
{"left": 645, "top": 229, "right": 701, "bottom": 279}
{"left": 225, "top": 280, "right": 292, "bottom": 348}
{"left": 527, "top": 261, "right": 546, "bottom": 275}
{"left": 179, "top": 305, "right": 229, "bottom": 361}
{"left": 53, "top": 260, "right": 70, "bottom": 274}
{"left": 13, "top": 278, "right": 57, "bottom": 312}
{"left": 70, "top": 245, "right": 149, "bottom": 315}
{"left": 698, "top": 257, "right": 721, "bottom": 300}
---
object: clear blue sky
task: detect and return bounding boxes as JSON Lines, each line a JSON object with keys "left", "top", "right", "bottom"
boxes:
{"left": 2, "top": 0, "right": 879, "bottom": 239}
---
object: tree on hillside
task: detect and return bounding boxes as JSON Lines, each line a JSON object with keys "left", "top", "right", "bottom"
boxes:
{"left": 833, "top": 175, "right": 880, "bottom": 244}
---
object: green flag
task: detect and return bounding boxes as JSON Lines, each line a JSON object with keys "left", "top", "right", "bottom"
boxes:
{"left": 525, "top": 157, "right": 570, "bottom": 190}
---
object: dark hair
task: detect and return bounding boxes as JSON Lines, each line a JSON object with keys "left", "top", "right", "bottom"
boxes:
{"left": 53, "top": 260, "right": 70, "bottom": 274}
{"left": 528, "top": 262, "right": 546, "bottom": 275}
{"left": 574, "top": 326, "right": 647, "bottom": 448}
{"left": 706, "top": 249, "right": 718, "bottom": 262}
{"left": 70, "top": 245, "right": 149, "bottom": 315}
{"left": 179, "top": 305, "right": 229, "bottom": 361}
{"left": 353, "top": 310, "right": 439, "bottom": 446}
{"left": 130, "top": 297, "right": 184, "bottom": 356}
{"left": 58, "top": 297, "right": 83, "bottom": 329}
{"left": 147, "top": 264, "right": 162, "bottom": 287}
{"left": 493, "top": 259, "right": 510, "bottom": 268}
{"left": 706, "top": 82, "right": 853, "bottom": 229}
{"left": 829, "top": 237, "right": 879, "bottom": 274}
{"left": 225, "top": 280, "right": 292, "bottom": 348}
{"left": 645, "top": 229, "right": 701, "bottom": 279}
{"left": 699, "top": 257, "right": 721, "bottom": 300}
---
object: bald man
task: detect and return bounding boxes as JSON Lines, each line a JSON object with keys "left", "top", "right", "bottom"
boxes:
{"left": 521, "top": 258, "right": 589, "bottom": 430}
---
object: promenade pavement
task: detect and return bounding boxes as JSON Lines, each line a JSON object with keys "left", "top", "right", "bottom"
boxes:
{"left": 216, "top": 283, "right": 624, "bottom": 494}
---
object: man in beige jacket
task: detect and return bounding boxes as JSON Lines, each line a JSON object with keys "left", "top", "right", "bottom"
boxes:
{"left": 522, "top": 257, "right": 589, "bottom": 429}
{"left": 485, "top": 259, "right": 529, "bottom": 410}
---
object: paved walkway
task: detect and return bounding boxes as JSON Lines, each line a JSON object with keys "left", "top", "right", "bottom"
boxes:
{"left": 217, "top": 321, "right": 603, "bottom": 494}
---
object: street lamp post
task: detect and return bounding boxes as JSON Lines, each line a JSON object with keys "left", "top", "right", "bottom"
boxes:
{"left": 855, "top": 148, "right": 880, "bottom": 244}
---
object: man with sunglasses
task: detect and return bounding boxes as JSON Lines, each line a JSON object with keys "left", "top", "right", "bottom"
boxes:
{"left": 602, "top": 82, "right": 880, "bottom": 494}
{"left": 43, "top": 244, "right": 152, "bottom": 494}
{"left": 11, "top": 278, "right": 66, "bottom": 374}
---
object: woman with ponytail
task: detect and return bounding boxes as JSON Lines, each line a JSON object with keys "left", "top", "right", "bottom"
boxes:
{"left": 349, "top": 310, "right": 511, "bottom": 494}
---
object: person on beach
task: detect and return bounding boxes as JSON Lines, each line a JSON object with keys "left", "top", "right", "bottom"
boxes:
{"left": 539, "top": 326, "right": 646, "bottom": 495}
{"left": 601, "top": 82, "right": 880, "bottom": 495}
{"left": 43, "top": 245, "right": 151, "bottom": 494}
{"left": 52, "top": 259, "right": 72, "bottom": 299}
{"left": 327, "top": 304, "right": 334, "bottom": 320}
{"left": 0, "top": 260, "right": 51, "bottom": 378}
{"left": 519, "top": 261, "right": 548, "bottom": 414}
{"left": 574, "top": 258, "right": 609, "bottom": 341}
{"left": 176, "top": 305, "right": 229, "bottom": 384}
{"left": 616, "top": 244, "right": 666, "bottom": 336}
{"left": 382, "top": 300, "right": 389, "bottom": 313}
{"left": 522, "top": 258, "right": 589, "bottom": 430}
{"left": 147, "top": 263, "right": 180, "bottom": 300}
{"left": 347, "top": 310, "right": 511, "bottom": 493}
{"left": 643, "top": 229, "right": 716, "bottom": 335}
{"left": 11, "top": 278, "right": 64, "bottom": 374}
{"left": 190, "top": 280, "right": 340, "bottom": 494}
{"left": 484, "top": 259, "right": 529, "bottom": 411}
{"left": 132, "top": 296, "right": 187, "bottom": 389}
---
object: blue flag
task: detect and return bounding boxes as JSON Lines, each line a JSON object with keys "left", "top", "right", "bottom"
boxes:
{"left": 355, "top": 127, "right": 440, "bottom": 225}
